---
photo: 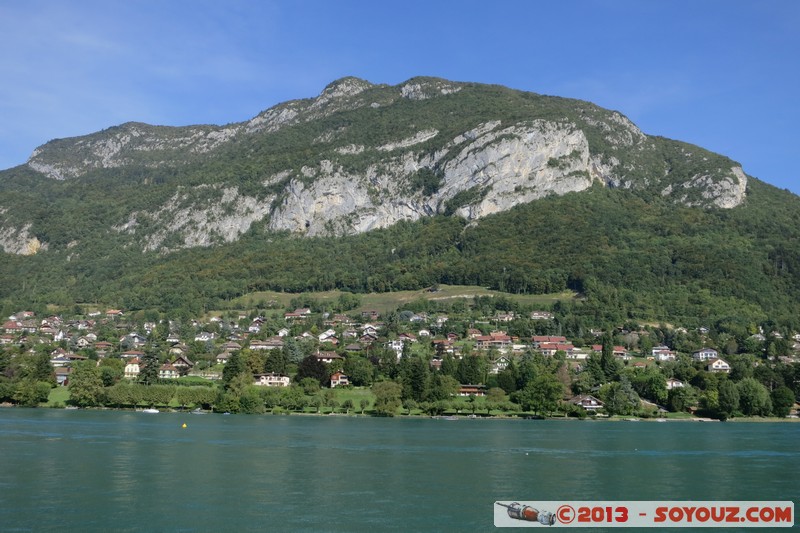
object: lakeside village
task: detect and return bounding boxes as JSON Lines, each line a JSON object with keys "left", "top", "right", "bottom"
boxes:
{"left": 1, "top": 302, "right": 799, "bottom": 420}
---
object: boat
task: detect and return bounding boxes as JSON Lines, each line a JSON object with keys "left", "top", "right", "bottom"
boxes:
{"left": 142, "top": 408, "right": 159, "bottom": 414}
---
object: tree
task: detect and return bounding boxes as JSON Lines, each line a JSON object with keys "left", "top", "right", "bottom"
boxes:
{"left": 399, "top": 356, "right": 429, "bottom": 401}
{"left": 736, "top": 378, "right": 772, "bottom": 416}
{"left": 717, "top": 380, "right": 740, "bottom": 419}
{"left": 68, "top": 361, "right": 105, "bottom": 407}
{"left": 139, "top": 347, "right": 160, "bottom": 386}
{"left": 514, "top": 374, "right": 564, "bottom": 416}
{"left": 372, "top": 381, "right": 402, "bottom": 416}
{"left": 296, "top": 355, "right": 329, "bottom": 386}
{"left": 599, "top": 377, "right": 639, "bottom": 416}
{"left": 13, "top": 380, "right": 51, "bottom": 407}
{"left": 343, "top": 356, "right": 375, "bottom": 387}
{"left": 27, "top": 351, "right": 56, "bottom": 386}
{"left": 771, "top": 386, "right": 795, "bottom": 417}
{"left": 264, "top": 348, "right": 289, "bottom": 375}
{"left": 342, "top": 398, "right": 355, "bottom": 414}
{"left": 426, "top": 373, "right": 459, "bottom": 402}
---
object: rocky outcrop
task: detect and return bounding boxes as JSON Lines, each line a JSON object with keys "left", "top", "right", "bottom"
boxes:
{"left": 7, "top": 76, "right": 750, "bottom": 254}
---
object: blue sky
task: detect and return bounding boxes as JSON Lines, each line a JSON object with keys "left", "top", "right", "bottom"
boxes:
{"left": 1, "top": 1, "right": 798, "bottom": 193}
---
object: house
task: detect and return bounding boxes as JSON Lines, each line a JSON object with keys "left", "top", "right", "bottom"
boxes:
{"left": 417, "top": 329, "right": 431, "bottom": 337}
{"left": 55, "top": 367, "right": 71, "bottom": 386}
{"left": 253, "top": 373, "right": 290, "bottom": 387}
{"left": 490, "top": 355, "right": 511, "bottom": 374}
{"left": 171, "top": 355, "right": 194, "bottom": 373}
{"left": 466, "top": 328, "right": 482, "bottom": 339}
{"left": 398, "top": 332, "right": 417, "bottom": 343}
{"left": 530, "top": 311, "right": 553, "bottom": 320}
{"left": 315, "top": 351, "right": 343, "bottom": 364}
{"left": 158, "top": 363, "right": 179, "bottom": 380}
{"left": 194, "top": 331, "right": 216, "bottom": 342}
{"left": 495, "top": 312, "right": 515, "bottom": 322}
{"left": 106, "top": 309, "right": 124, "bottom": 319}
{"left": 277, "top": 327, "right": 291, "bottom": 337}
{"left": 692, "top": 348, "right": 719, "bottom": 361}
{"left": 318, "top": 329, "right": 337, "bottom": 342}
{"left": 666, "top": 378, "right": 685, "bottom": 390}
{"left": 475, "top": 331, "right": 512, "bottom": 351}
{"left": 330, "top": 372, "right": 350, "bottom": 388}
{"left": 284, "top": 308, "right": 311, "bottom": 321}
{"left": 591, "top": 345, "right": 628, "bottom": 358}
{"left": 216, "top": 353, "right": 231, "bottom": 365}
{"left": 124, "top": 358, "right": 141, "bottom": 379}
{"left": 531, "top": 336, "right": 567, "bottom": 348}
{"left": 361, "top": 310, "right": 380, "bottom": 321}
{"left": 538, "top": 342, "right": 575, "bottom": 357}
{"left": 458, "top": 384, "right": 487, "bottom": 397}
{"left": 652, "top": 346, "right": 676, "bottom": 361}
{"left": 706, "top": 358, "right": 731, "bottom": 373}
{"left": 569, "top": 394, "right": 604, "bottom": 411}
{"left": 432, "top": 339, "right": 455, "bottom": 356}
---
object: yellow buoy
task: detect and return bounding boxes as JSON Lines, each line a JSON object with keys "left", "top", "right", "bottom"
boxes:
{"left": 182, "top": 423, "right": 187, "bottom": 428}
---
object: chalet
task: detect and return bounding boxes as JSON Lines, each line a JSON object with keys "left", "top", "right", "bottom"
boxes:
{"left": 591, "top": 345, "right": 628, "bottom": 358}
{"left": 251, "top": 337, "right": 284, "bottom": 350}
{"left": 171, "top": 355, "right": 194, "bottom": 372}
{"left": 94, "top": 341, "right": 113, "bottom": 353}
{"left": 124, "top": 358, "right": 141, "bottom": 379}
{"left": 490, "top": 355, "right": 511, "bottom": 374}
{"left": 318, "top": 329, "right": 337, "bottom": 342}
{"left": 398, "top": 332, "right": 417, "bottom": 343}
{"left": 194, "top": 331, "right": 216, "bottom": 342}
{"left": 277, "top": 327, "right": 291, "bottom": 337}
{"left": 432, "top": 339, "right": 455, "bottom": 356}
{"left": 106, "top": 309, "right": 124, "bottom": 319}
{"left": 0, "top": 334, "right": 14, "bottom": 345}
{"left": 692, "top": 348, "right": 719, "bottom": 361}
{"left": 458, "top": 384, "right": 487, "bottom": 397}
{"left": 530, "top": 311, "right": 553, "bottom": 320}
{"left": 466, "top": 328, "right": 482, "bottom": 339}
{"left": 121, "top": 332, "right": 147, "bottom": 347}
{"left": 55, "top": 367, "right": 71, "bottom": 386}
{"left": 168, "top": 344, "right": 188, "bottom": 356}
{"left": 666, "top": 378, "right": 685, "bottom": 390}
{"left": 361, "top": 324, "right": 379, "bottom": 336}
{"left": 386, "top": 340, "right": 404, "bottom": 359}
{"left": 361, "top": 310, "right": 380, "bottom": 321}
{"left": 417, "top": 329, "right": 431, "bottom": 337}
{"left": 158, "top": 363, "right": 179, "bottom": 380}
{"left": 221, "top": 341, "right": 242, "bottom": 353}
{"left": 495, "top": 312, "right": 515, "bottom": 322}
{"left": 330, "top": 372, "right": 350, "bottom": 388}
{"left": 706, "top": 358, "right": 731, "bottom": 373}
{"left": 166, "top": 333, "right": 181, "bottom": 344}
{"left": 216, "top": 353, "right": 231, "bottom": 365}
{"left": 344, "top": 343, "right": 363, "bottom": 353}
{"left": 430, "top": 358, "right": 443, "bottom": 371}
{"left": 253, "top": 373, "right": 290, "bottom": 387}
{"left": 315, "top": 351, "right": 344, "bottom": 364}
{"left": 284, "top": 308, "right": 311, "bottom": 321}
{"left": 569, "top": 394, "right": 604, "bottom": 411}
{"left": 248, "top": 320, "right": 263, "bottom": 333}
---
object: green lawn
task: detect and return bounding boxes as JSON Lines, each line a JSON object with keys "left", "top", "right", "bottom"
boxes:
{"left": 45, "top": 386, "right": 70, "bottom": 407}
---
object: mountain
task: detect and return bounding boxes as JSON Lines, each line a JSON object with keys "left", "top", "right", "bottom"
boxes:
{"left": 0, "top": 76, "right": 798, "bottom": 329}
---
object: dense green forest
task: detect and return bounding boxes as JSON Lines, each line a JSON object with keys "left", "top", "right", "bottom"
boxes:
{"left": 2, "top": 176, "right": 800, "bottom": 333}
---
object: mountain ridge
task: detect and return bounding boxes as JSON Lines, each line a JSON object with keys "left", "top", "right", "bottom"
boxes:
{"left": 3, "top": 76, "right": 748, "bottom": 256}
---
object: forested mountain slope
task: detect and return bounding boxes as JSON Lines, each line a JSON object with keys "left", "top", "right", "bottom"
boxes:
{"left": 0, "top": 77, "right": 797, "bottom": 329}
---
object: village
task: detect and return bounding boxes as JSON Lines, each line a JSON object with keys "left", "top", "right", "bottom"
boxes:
{"left": 2, "top": 304, "right": 798, "bottom": 418}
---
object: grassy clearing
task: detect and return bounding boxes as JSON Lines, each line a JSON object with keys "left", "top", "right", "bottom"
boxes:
{"left": 45, "top": 386, "right": 70, "bottom": 406}
{"left": 215, "top": 285, "right": 576, "bottom": 317}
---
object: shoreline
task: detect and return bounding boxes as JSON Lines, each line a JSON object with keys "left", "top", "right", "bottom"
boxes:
{"left": 4, "top": 403, "right": 798, "bottom": 422}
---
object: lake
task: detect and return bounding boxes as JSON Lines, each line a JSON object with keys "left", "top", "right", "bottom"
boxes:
{"left": 0, "top": 409, "right": 797, "bottom": 531}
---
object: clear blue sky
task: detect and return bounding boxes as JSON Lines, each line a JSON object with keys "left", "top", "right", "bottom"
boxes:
{"left": 1, "top": 1, "right": 798, "bottom": 193}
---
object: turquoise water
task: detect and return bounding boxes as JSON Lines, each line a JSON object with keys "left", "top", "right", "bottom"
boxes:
{"left": 0, "top": 409, "right": 797, "bottom": 531}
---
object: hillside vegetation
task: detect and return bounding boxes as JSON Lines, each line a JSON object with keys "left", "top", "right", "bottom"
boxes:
{"left": 0, "top": 77, "right": 798, "bottom": 332}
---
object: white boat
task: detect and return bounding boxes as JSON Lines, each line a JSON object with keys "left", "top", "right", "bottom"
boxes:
{"left": 142, "top": 408, "right": 159, "bottom": 414}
